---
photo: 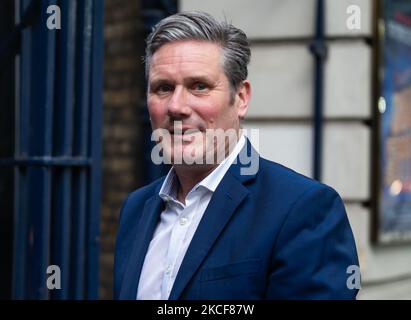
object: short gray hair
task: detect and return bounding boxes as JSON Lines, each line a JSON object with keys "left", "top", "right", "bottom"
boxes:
{"left": 145, "top": 11, "right": 251, "bottom": 97}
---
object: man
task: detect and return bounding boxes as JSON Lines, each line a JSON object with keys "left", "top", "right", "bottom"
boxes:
{"left": 114, "top": 11, "right": 359, "bottom": 300}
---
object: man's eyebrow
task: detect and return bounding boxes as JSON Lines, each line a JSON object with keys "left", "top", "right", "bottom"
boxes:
{"left": 150, "top": 76, "right": 214, "bottom": 86}
{"left": 185, "top": 76, "right": 212, "bottom": 82}
{"left": 149, "top": 78, "right": 173, "bottom": 87}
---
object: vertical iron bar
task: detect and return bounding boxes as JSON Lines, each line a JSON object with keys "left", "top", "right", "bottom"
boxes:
{"left": 87, "top": 0, "right": 104, "bottom": 299}
{"left": 311, "top": 0, "right": 327, "bottom": 181}
{"left": 70, "top": 0, "right": 92, "bottom": 299}
{"left": 13, "top": 0, "right": 31, "bottom": 299}
{"left": 26, "top": 0, "right": 56, "bottom": 299}
{"left": 51, "top": 0, "right": 77, "bottom": 300}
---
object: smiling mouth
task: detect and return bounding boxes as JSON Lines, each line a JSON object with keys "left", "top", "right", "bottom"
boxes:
{"left": 168, "top": 129, "right": 203, "bottom": 143}
{"left": 169, "top": 128, "right": 202, "bottom": 135}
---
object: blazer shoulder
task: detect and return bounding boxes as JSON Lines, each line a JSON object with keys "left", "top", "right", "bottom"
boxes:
{"left": 126, "top": 176, "right": 165, "bottom": 205}
{"left": 117, "top": 176, "right": 165, "bottom": 226}
{"left": 258, "top": 157, "right": 340, "bottom": 199}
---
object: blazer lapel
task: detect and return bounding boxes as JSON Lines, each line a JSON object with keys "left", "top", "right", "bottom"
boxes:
{"left": 168, "top": 141, "right": 258, "bottom": 299}
{"left": 119, "top": 192, "right": 164, "bottom": 299}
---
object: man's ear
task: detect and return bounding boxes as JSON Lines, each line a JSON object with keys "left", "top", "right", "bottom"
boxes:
{"left": 236, "top": 80, "right": 251, "bottom": 119}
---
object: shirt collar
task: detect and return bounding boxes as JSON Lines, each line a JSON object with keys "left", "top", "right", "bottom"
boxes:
{"left": 198, "top": 134, "right": 245, "bottom": 192}
{"left": 159, "top": 168, "right": 179, "bottom": 202}
{"left": 158, "top": 134, "right": 246, "bottom": 201}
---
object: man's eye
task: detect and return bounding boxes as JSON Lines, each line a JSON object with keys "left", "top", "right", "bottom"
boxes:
{"left": 192, "top": 83, "right": 208, "bottom": 91}
{"left": 156, "top": 84, "right": 173, "bottom": 94}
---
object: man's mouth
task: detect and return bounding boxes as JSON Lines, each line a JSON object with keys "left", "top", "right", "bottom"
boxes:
{"left": 169, "top": 127, "right": 202, "bottom": 135}
{"left": 168, "top": 127, "right": 203, "bottom": 142}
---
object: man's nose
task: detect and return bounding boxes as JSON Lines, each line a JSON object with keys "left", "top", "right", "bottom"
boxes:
{"left": 167, "top": 86, "right": 191, "bottom": 119}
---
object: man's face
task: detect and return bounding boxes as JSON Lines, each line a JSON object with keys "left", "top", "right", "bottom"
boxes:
{"left": 147, "top": 40, "right": 250, "bottom": 165}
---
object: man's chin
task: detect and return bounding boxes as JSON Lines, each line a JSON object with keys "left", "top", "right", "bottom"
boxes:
{"left": 162, "top": 144, "right": 204, "bottom": 164}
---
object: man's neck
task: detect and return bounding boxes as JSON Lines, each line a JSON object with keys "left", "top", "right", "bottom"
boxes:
{"left": 174, "top": 164, "right": 217, "bottom": 204}
{"left": 173, "top": 132, "right": 243, "bottom": 204}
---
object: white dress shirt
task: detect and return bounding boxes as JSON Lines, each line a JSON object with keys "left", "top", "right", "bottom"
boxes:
{"left": 136, "top": 134, "right": 246, "bottom": 300}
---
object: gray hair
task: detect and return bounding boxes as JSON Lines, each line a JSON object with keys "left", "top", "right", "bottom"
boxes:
{"left": 145, "top": 11, "right": 251, "bottom": 98}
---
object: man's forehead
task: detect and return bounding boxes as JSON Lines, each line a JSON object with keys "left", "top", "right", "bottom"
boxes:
{"left": 148, "top": 41, "right": 224, "bottom": 80}
{"left": 150, "top": 40, "right": 222, "bottom": 64}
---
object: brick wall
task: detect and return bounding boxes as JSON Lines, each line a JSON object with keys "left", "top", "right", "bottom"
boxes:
{"left": 101, "top": 0, "right": 145, "bottom": 299}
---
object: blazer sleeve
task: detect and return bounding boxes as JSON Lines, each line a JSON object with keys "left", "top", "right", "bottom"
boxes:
{"left": 265, "top": 184, "right": 360, "bottom": 299}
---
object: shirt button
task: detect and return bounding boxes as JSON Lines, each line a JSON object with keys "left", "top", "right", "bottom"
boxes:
{"left": 179, "top": 217, "right": 188, "bottom": 226}
{"left": 165, "top": 265, "right": 172, "bottom": 274}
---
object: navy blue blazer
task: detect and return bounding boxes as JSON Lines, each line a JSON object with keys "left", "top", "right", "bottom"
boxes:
{"left": 114, "top": 141, "right": 359, "bottom": 299}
